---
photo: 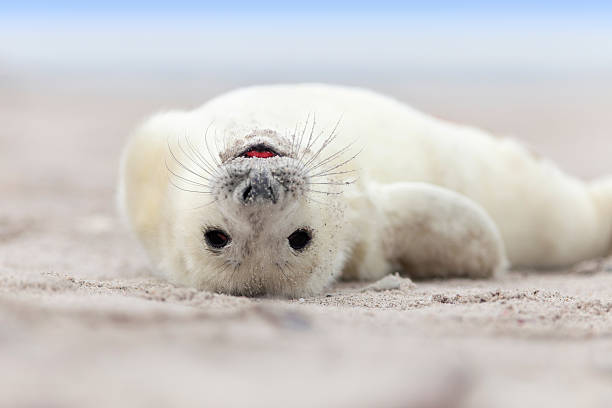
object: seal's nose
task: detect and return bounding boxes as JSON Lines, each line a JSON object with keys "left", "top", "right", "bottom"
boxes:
{"left": 240, "top": 170, "right": 278, "bottom": 204}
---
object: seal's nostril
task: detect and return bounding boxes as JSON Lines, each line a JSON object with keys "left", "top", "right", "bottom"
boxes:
{"left": 242, "top": 185, "right": 253, "bottom": 202}
{"left": 239, "top": 171, "right": 278, "bottom": 205}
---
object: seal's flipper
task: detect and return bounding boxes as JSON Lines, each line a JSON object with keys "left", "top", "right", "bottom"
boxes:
{"left": 376, "top": 182, "right": 508, "bottom": 279}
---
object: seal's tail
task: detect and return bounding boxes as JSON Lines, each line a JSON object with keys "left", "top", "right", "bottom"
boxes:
{"left": 589, "top": 177, "right": 612, "bottom": 254}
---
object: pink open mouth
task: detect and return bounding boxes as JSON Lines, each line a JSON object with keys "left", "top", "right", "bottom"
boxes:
{"left": 241, "top": 144, "right": 280, "bottom": 159}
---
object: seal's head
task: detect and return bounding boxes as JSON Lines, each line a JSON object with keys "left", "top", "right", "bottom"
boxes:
{"left": 166, "top": 125, "right": 354, "bottom": 297}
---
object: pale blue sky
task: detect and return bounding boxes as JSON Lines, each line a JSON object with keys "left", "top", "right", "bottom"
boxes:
{"left": 1, "top": 2, "right": 611, "bottom": 79}
{"left": 2, "top": 1, "right": 612, "bottom": 16}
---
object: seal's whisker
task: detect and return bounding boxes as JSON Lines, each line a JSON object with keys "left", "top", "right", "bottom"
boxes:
{"left": 301, "top": 113, "right": 316, "bottom": 160}
{"left": 185, "top": 198, "right": 219, "bottom": 211}
{"left": 299, "top": 128, "right": 326, "bottom": 164}
{"left": 296, "top": 114, "right": 318, "bottom": 169}
{"left": 297, "top": 112, "right": 311, "bottom": 158}
{"left": 166, "top": 167, "right": 213, "bottom": 193}
{"left": 212, "top": 130, "right": 224, "bottom": 167}
{"left": 168, "top": 179, "right": 213, "bottom": 195}
{"left": 308, "top": 148, "right": 363, "bottom": 178}
{"left": 305, "top": 138, "right": 359, "bottom": 174}
{"left": 290, "top": 118, "right": 300, "bottom": 157}
{"left": 306, "top": 180, "right": 356, "bottom": 186}
{"left": 305, "top": 189, "right": 344, "bottom": 195}
{"left": 289, "top": 119, "right": 300, "bottom": 158}
{"left": 180, "top": 133, "right": 218, "bottom": 179}
{"left": 303, "top": 114, "right": 318, "bottom": 152}
{"left": 204, "top": 125, "right": 222, "bottom": 168}
{"left": 185, "top": 126, "right": 219, "bottom": 176}
{"left": 169, "top": 176, "right": 213, "bottom": 191}
{"left": 165, "top": 160, "right": 213, "bottom": 188}
{"left": 167, "top": 136, "right": 212, "bottom": 183}
{"left": 202, "top": 127, "right": 224, "bottom": 176}
{"left": 299, "top": 115, "right": 343, "bottom": 171}
{"left": 292, "top": 113, "right": 311, "bottom": 159}
{"left": 168, "top": 182, "right": 212, "bottom": 194}
{"left": 308, "top": 169, "right": 358, "bottom": 178}
{"left": 168, "top": 174, "right": 212, "bottom": 191}
{"left": 299, "top": 119, "right": 335, "bottom": 166}
{"left": 214, "top": 120, "right": 228, "bottom": 157}
{"left": 213, "top": 133, "right": 236, "bottom": 192}
{"left": 212, "top": 129, "right": 234, "bottom": 179}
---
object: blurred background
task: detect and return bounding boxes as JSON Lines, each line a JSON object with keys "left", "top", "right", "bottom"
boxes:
{"left": 1, "top": 0, "right": 612, "bottom": 196}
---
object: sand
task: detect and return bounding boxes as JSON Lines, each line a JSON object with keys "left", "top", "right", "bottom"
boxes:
{"left": 1, "top": 73, "right": 612, "bottom": 407}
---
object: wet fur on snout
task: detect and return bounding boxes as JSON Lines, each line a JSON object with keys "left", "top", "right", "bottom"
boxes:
{"left": 213, "top": 156, "right": 308, "bottom": 207}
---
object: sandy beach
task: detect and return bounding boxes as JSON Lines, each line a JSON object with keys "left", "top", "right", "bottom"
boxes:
{"left": 1, "top": 72, "right": 612, "bottom": 407}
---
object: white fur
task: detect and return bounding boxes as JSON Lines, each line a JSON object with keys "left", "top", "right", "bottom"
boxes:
{"left": 118, "top": 84, "right": 612, "bottom": 296}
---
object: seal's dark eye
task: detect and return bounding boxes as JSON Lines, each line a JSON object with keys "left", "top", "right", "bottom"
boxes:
{"left": 204, "top": 229, "right": 231, "bottom": 249}
{"left": 288, "top": 229, "right": 311, "bottom": 251}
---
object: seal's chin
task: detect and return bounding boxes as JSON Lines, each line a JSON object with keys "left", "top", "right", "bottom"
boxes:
{"left": 237, "top": 143, "right": 282, "bottom": 159}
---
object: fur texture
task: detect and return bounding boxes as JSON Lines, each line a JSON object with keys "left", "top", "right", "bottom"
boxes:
{"left": 118, "top": 84, "right": 611, "bottom": 296}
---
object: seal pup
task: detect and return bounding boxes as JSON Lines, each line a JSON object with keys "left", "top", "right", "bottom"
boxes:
{"left": 118, "top": 84, "right": 612, "bottom": 297}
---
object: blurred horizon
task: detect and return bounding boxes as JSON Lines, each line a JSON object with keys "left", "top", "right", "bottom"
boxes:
{"left": 2, "top": 1, "right": 612, "bottom": 82}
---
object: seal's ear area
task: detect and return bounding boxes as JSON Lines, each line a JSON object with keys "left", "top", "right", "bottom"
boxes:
{"left": 377, "top": 182, "right": 508, "bottom": 280}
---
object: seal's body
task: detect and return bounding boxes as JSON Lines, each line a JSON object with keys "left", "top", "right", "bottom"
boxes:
{"left": 119, "top": 84, "right": 612, "bottom": 296}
